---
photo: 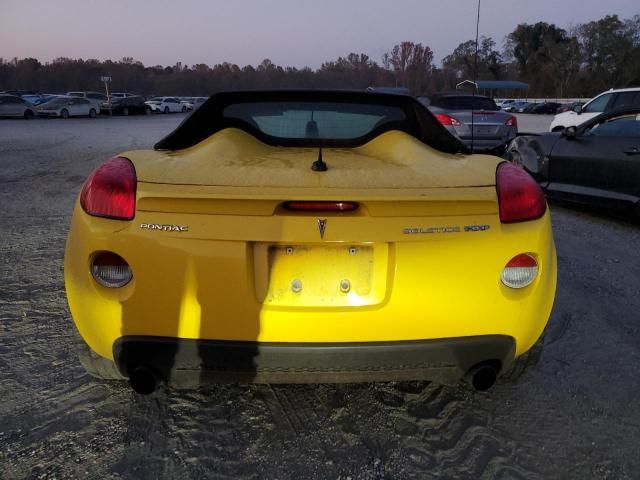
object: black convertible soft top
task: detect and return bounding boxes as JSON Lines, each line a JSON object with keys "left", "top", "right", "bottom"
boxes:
{"left": 154, "top": 90, "right": 469, "bottom": 154}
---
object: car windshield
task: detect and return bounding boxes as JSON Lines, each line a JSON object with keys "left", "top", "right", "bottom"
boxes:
{"left": 223, "top": 101, "right": 406, "bottom": 140}
{"left": 432, "top": 96, "right": 499, "bottom": 111}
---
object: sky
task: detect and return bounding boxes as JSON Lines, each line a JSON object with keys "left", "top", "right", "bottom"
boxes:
{"left": 1, "top": 0, "right": 638, "bottom": 68}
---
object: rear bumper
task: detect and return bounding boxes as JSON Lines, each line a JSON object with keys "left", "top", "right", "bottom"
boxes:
{"left": 113, "top": 335, "right": 516, "bottom": 385}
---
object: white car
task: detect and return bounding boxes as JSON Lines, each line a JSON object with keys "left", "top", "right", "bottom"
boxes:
{"left": 145, "top": 97, "right": 186, "bottom": 113}
{"left": 549, "top": 87, "right": 640, "bottom": 132}
{"left": 37, "top": 96, "right": 97, "bottom": 118}
{"left": 66, "top": 91, "right": 107, "bottom": 112}
{"left": 0, "top": 94, "right": 37, "bottom": 119}
{"left": 180, "top": 96, "right": 207, "bottom": 111}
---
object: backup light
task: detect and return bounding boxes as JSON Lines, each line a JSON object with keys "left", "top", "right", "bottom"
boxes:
{"left": 501, "top": 253, "right": 538, "bottom": 289}
{"left": 80, "top": 157, "right": 137, "bottom": 220}
{"left": 496, "top": 162, "right": 546, "bottom": 223}
{"left": 91, "top": 252, "right": 132, "bottom": 288}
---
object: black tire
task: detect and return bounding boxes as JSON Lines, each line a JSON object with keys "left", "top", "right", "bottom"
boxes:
{"left": 164, "top": 106, "right": 170, "bottom": 114}
{"left": 24, "top": 109, "right": 34, "bottom": 119}
{"left": 122, "top": 107, "right": 129, "bottom": 116}
{"left": 89, "top": 108, "right": 96, "bottom": 118}
{"left": 501, "top": 334, "right": 544, "bottom": 382}
{"left": 74, "top": 329, "right": 125, "bottom": 380}
{"left": 144, "top": 106, "right": 151, "bottom": 115}
{"left": 181, "top": 105, "right": 187, "bottom": 113}
{"left": 60, "top": 109, "right": 69, "bottom": 119}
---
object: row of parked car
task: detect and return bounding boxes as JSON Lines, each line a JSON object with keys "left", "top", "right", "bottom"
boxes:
{"left": 0, "top": 90, "right": 208, "bottom": 119}
{"left": 496, "top": 99, "right": 585, "bottom": 115}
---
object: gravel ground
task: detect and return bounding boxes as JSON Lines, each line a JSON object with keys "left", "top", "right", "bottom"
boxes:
{"left": 1, "top": 114, "right": 640, "bottom": 479}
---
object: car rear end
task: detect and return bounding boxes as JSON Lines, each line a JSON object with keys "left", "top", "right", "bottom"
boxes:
{"left": 65, "top": 92, "right": 555, "bottom": 392}
{"left": 428, "top": 94, "right": 517, "bottom": 153}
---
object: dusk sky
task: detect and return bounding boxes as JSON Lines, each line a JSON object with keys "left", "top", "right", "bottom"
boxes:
{"left": 1, "top": 0, "right": 638, "bottom": 68}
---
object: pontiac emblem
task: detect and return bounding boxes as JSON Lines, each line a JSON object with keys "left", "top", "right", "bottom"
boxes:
{"left": 318, "top": 219, "right": 327, "bottom": 239}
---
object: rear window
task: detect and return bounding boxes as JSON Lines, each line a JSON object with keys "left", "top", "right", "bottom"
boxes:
{"left": 223, "top": 102, "right": 406, "bottom": 140}
{"left": 432, "top": 96, "right": 499, "bottom": 111}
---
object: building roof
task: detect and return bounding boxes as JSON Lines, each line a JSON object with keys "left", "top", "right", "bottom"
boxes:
{"left": 476, "top": 80, "right": 529, "bottom": 90}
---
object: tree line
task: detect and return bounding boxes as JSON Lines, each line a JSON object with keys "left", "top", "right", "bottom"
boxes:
{"left": 1, "top": 14, "right": 638, "bottom": 98}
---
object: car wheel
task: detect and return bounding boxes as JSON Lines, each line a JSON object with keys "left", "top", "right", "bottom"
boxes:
{"left": 24, "top": 109, "right": 34, "bottom": 120}
{"left": 122, "top": 107, "right": 129, "bottom": 116}
{"left": 73, "top": 330, "right": 125, "bottom": 380}
{"left": 501, "top": 334, "right": 544, "bottom": 383}
{"left": 61, "top": 109, "right": 69, "bottom": 119}
{"left": 181, "top": 105, "right": 187, "bottom": 113}
{"left": 164, "top": 106, "right": 170, "bottom": 114}
{"left": 89, "top": 108, "right": 96, "bottom": 118}
{"left": 145, "top": 106, "right": 151, "bottom": 115}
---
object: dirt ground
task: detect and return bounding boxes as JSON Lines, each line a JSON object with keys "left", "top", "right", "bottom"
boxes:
{"left": 1, "top": 114, "right": 639, "bottom": 479}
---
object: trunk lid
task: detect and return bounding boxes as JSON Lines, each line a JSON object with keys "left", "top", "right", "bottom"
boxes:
{"left": 131, "top": 128, "right": 499, "bottom": 190}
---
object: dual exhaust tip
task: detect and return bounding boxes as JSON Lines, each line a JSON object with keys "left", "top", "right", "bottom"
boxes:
{"left": 127, "top": 362, "right": 500, "bottom": 395}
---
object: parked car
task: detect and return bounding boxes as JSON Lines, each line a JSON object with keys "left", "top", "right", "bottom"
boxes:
{"left": 530, "top": 102, "right": 561, "bottom": 114}
{"left": 145, "top": 96, "right": 186, "bottom": 113}
{"left": 67, "top": 91, "right": 108, "bottom": 112}
{"left": 507, "top": 108, "right": 640, "bottom": 215}
{"left": 521, "top": 103, "right": 538, "bottom": 113}
{"left": 496, "top": 99, "right": 515, "bottom": 109}
{"left": 419, "top": 92, "right": 517, "bottom": 153}
{"left": 180, "top": 96, "right": 208, "bottom": 111}
{"left": 555, "top": 102, "right": 585, "bottom": 114}
{"left": 102, "top": 95, "right": 151, "bottom": 116}
{"left": 549, "top": 87, "right": 640, "bottom": 132}
{"left": 21, "top": 94, "right": 50, "bottom": 105}
{"left": 65, "top": 90, "right": 556, "bottom": 394}
{"left": 36, "top": 96, "right": 97, "bottom": 118}
{"left": 503, "top": 101, "right": 529, "bottom": 112}
{"left": 0, "top": 94, "right": 36, "bottom": 119}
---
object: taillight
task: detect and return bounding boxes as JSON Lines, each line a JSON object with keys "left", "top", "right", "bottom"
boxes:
{"left": 434, "top": 113, "right": 461, "bottom": 126}
{"left": 505, "top": 116, "right": 517, "bottom": 127}
{"left": 91, "top": 252, "right": 132, "bottom": 288}
{"left": 80, "top": 157, "right": 136, "bottom": 220}
{"left": 501, "top": 253, "right": 538, "bottom": 288}
{"left": 284, "top": 201, "right": 358, "bottom": 212}
{"left": 496, "top": 162, "right": 546, "bottom": 223}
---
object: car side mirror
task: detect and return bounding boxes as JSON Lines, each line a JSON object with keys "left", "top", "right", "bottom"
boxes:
{"left": 573, "top": 105, "right": 582, "bottom": 114}
{"left": 562, "top": 126, "right": 578, "bottom": 139}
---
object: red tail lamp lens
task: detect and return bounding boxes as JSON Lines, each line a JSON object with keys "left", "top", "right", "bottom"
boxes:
{"left": 91, "top": 252, "right": 132, "bottom": 288}
{"left": 434, "top": 113, "right": 461, "bottom": 126}
{"left": 80, "top": 157, "right": 136, "bottom": 220}
{"left": 496, "top": 162, "right": 546, "bottom": 223}
{"left": 501, "top": 253, "right": 538, "bottom": 288}
{"left": 505, "top": 116, "right": 517, "bottom": 127}
{"left": 284, "top": 201, "right": 358, "bottom": 212}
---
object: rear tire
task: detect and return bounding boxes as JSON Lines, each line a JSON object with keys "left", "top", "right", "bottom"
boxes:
{"left": 24, "top": 109, "right": 34, "bottom": 119}
{"left": 122, "top": 107, "right": 129, "bottom": 116}
{"left": 89, "top": 108, "right": 96, "bottom": 118}
{"left": 164, "top": 106, "right": 170, "bottom": 114}
{"left": 181, "top": 105, "right": 187, "bottom": 113}
{"left": 73, "top": 330, "right": 125, "bottom": 380}
{"left": 144, "top": 106, "right": 151, "bottom": 115}
{"left": 60, "top": 109, "right": 69, "bottom": 119}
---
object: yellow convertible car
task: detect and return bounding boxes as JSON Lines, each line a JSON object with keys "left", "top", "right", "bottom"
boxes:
{"left": 65, "top": 90, "right": 556, "bottom": 394}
